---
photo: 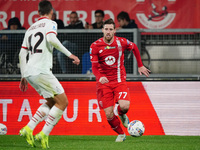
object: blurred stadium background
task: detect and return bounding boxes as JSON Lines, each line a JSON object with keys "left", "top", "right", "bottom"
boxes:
{"left": 0, "top": 29, "right": 200, "bottom": 80}
{"left": 0, "top": 0, "right": 200, "bottom": 138}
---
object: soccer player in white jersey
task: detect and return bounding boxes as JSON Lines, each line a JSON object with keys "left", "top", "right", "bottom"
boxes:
{"left": 19, "top": 1, "right": 80, "bottom": 148}
{"left": 90, "top": 18, "right": 150, "bottom": 142}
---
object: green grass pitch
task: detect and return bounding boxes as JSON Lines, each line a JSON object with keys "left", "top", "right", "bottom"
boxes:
{"left": 0, "top": 135, "right": 199, "bottom": 150}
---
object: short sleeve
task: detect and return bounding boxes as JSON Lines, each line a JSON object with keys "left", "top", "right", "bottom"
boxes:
{"left": 46, "top": 21, "right": 57, "bottom": 36}
{"left": 125, "top": 39, "right": 134, "bottom": 51}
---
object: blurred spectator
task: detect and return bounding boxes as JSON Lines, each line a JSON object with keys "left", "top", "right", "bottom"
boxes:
{"left": 51, "top": 9, "right": 66, "bottom": 73}
{"left": 7, "top": 17, "right": 25, "bottom": 30}
{"left": 52, "top": 8, "right": 64, "bottom": 29}
{"left": 83, "top": 10, "right": 105, "bottom": 74}
{"left": 64, "top": 11, "right": 84, "bottom": 29}
{"left": 86, "top": 10, "right": 105, "bottom": 29}
{"left": 54, "top": 11, "right": 82, "bottom": 73}
{"left": 0, "top": 17, "right": 25, "bottom": 73}
{"left": 1, "top": 17, "right": 25, "bottom": 39}
{"left": 54, "top": 40, "right": 78, "bottom": 74}
{"left": 117, "top": 11, "right": 138, "bottom": 29}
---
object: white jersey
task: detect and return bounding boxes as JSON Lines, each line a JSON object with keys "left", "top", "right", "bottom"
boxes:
{"left": 21, "top": 17, "right": 57, "bottom": 77}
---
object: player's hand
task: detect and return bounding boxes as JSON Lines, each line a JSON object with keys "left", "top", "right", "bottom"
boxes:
{"left": 19, "top": 78, "right": 28, "bottom": 92}
{"left": 69, "top": 54, "right": 80, "bottom": 65}
{"left": 138, "top": 66, "right": 151, "bottom": 77}
{"left": 99, "top": 77, "right": 109, "bottom": 84}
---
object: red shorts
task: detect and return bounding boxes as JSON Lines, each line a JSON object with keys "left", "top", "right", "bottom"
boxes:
{"left": 96, "top": 81, "right": 130, "bottom": 109}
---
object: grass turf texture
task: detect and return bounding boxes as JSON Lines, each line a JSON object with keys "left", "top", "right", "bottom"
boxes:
{"left": 0, "top": 135, "right": 199, "bottom": 150}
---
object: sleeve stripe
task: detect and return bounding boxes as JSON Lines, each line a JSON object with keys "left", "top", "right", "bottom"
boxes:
{"left": 21, "top": 46, "right": 28, "bottom": 49}
{"left": 46, "top": 31, "right": 57, "bottom": 36}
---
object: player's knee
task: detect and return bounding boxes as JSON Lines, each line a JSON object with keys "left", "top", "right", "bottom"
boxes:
{"left": 54, "top": 93, "right": 69, "bottom": 110}
{"left": 105, "top": 111, "right": 114, "bottom": 119}
{"left": 58, "top": 99, "right": 68, "bottom": 111}
{"left": 63, "top": 98, "right": 68, "bottom": 108}
{"left": 120, "top": 104, "right": 130, "bottom": 114}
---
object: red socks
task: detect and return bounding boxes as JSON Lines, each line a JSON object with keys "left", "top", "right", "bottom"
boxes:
{"left": 107, "top": 115, "right": 124, "bottom": 134}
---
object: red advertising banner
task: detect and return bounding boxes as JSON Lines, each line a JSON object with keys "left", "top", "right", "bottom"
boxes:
{"left": 0, "top": 0, "right": 199, "bottom": 30}
{"left": 0, "top": 81, "right": 164, "bottom": 135}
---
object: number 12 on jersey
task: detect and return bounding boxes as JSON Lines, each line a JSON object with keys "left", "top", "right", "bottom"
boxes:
{"left": 28, "top": 32, "right": 43, "bottom": 54}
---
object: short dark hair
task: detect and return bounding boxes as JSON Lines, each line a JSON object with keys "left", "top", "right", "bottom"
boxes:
{"left": 38, "top": 0, "right": 53, "bottom": 16}
{"left": 103, "top": 18, "right": 115, "bottom": 28}
{"left": 117, "top": 11, "right": 130, "bottom": 22}
{"left": 70, "top": 11, "right": 78, "bottom": 16}
{"left": 95, "top": 10, "right": 105, "bottom": 18}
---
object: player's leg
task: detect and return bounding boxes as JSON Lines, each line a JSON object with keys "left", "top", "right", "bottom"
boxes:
{"left": 41, "top": 93, "right": 68, "bottom": 136}
{"left": 104, "top": 106, "right": 124, "bottom": 134}
{"left": 19, "top": 76, "right": 55, "bottom": 147}
{"left": 115, "top": 82, "right": 130, "bottom": 128}
{"left": 28, "top": 99, "right": 55, "bottom": 130}
{"left": 117, "top": 100, "right": 130, "bottom": 128}
{"left": 104, "top": 106, "right": 126, "bottom": 142}
{"left": 19, "top": 100, "right": 54, "bottom": 147}
{"left": 35, "top": 93, "right": 68, "bottom": 149}
{"left": 20, "top": 73, "right": 66, "bottom": 148}
{"left": 97, "top": 83, "right": 126, "bottom": 142}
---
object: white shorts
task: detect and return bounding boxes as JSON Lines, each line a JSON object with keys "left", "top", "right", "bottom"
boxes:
{"left": 25, "top": 74, "right": 64, "bottom": 98}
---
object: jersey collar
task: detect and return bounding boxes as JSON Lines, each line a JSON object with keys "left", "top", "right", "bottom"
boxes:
{"left": 103, "top": 36, "right": 115, "bottom": 45}
{"left": 38, "top": 17, "right": 50, "bottom": 21}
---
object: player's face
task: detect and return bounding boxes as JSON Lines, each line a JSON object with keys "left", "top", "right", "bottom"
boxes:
{"left": 102, "top": 24, "right": 116, "bottom": 43}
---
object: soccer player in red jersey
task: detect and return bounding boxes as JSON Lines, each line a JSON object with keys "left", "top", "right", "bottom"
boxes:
{"left": 90, "top": 18, "right": 150, "bottom": 142}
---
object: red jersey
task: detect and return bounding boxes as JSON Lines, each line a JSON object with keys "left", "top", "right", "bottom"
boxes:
{"left": 90, "top": 36, "right": 143, "bottom": 83}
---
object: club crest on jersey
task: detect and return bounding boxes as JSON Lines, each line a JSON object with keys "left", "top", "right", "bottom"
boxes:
{"left": 105, "top": 46, "right": 116, "bottom": 49}
{"left": 105, "top": 56, "right": 115, "bottom": 65}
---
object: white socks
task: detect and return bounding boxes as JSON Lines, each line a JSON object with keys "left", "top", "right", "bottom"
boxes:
{"left": 28, "top": 103, "right": 50, "bottom": 130}
{"left": 27, "top": 104, "right": 63, "bottom": 136}
{"left": 42, "top": 106, "right": 63, "bottom": 136}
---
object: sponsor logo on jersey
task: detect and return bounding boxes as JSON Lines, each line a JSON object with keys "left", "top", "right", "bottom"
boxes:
{"left": 105, "top": 56, "right": 115, "bottom": 65}
{"left": 105, "top": 46, "right": 116, "bottom": 49}
{"left": 99, "top": 50, "right": 103, "bottom": 53}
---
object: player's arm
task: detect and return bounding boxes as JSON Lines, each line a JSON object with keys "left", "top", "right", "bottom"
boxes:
{"left": 19, "top": 47, "right": 28, "bottom": 77}
{"left": 90, "top": 46, "right": 108, "bottom": 84}
{"left": 92, "top": 63, "right": 109, "bottom": 84}
{"left": 46, "top": 33, "right": 80, "bottom": 65}
{"left": 19, "top": 46, "right": 29, "bottom": 92}
{"left": 127, "top": 40, "right": 151, "bottom": 77}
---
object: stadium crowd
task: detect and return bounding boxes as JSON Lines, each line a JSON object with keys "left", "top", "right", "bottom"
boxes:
{"left": 0, "top": 10, "right": 138, "bottom": 74}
